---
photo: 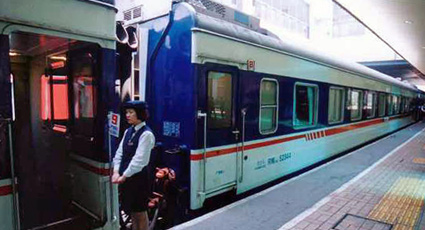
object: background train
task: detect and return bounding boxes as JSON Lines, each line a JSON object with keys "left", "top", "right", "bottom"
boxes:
{"left": 119, "top": 0, "right": 421, "bottom": 215}
{"left": 0, "top": 0, "right": 422, "bottom": 229}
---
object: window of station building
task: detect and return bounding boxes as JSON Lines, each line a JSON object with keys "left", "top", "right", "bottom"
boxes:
{"left": 260, "top": 79, "right": 278, "bottom": 134}
{"left": 294, "top": 83, "right": 318, "bottom": 128}
{"left": 328, "top": 87, "right": 344, "bottom": 124}
{"left": 253, "top": 0, "right": 310, "bottom": 39}
{"left": 349, "top": 89, "right": 363, "bottom": 121}
{"left": 378, "top": 93, "right": 386, "bottom": 117}
{"left": 387, "top": 94, "right": 394, "bottom": 115}
{"left": 365, "top": 92, "right": 377, "bottom": 118}
{"left": 332, "top": 4, "right": 365, "bottom": 38}
{"left": 207, "top": 71, "right": 232, "bottom": 129}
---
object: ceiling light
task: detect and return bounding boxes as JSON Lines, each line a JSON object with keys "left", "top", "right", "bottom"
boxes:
{"left": 9, "top": 52, "right": 20, "bottom": 56}
{"left": 404, "top": 20, "right": 413, "bottom": 24}
{"left": 50, "top": 56, "right": 67, "bottom": 61}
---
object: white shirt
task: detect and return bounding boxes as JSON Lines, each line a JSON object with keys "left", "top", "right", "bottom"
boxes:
{"left": 113, "top": 122, "right": 155, "bottom": 177}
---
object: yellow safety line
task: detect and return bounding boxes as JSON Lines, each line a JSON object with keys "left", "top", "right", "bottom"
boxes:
{"left": 413, "top": 158, "right": 425, "bottom": 164}
{"left": 368, "top": 177, "right": 425, "bottom": 230}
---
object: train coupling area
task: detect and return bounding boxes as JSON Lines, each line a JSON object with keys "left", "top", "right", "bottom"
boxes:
{"left": 172, "top": 121, "right": 425, "bottom": 230}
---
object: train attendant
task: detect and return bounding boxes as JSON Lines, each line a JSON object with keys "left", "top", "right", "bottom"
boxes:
{"left": 112, "top": 101, "right": 155, "bottom": 230}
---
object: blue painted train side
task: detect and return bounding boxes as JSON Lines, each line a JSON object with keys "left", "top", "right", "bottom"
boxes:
{"left": 133, "top": 1, "right": 421, "bottom": 212}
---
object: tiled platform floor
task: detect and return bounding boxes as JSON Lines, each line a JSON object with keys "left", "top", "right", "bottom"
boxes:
{"left": 280, "top": 127, "right": 425, "bottom": 230}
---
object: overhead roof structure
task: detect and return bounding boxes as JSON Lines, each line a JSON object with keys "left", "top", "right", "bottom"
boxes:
{"left": 333, "top": 0, "right": 425, "bottom": 89}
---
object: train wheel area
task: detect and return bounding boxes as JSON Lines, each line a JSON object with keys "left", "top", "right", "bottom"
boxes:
{"left": 170, "top": 121, "right": 425, "bottom": 230}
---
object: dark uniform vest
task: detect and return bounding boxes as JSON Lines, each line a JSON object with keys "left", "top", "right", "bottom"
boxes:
{"left": 119, "top": 125, "right": 152, "bottom": 176}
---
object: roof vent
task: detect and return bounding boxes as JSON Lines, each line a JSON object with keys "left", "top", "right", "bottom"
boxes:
{"left": 123, "top": 5, "right": 143, "bottom": 21}
{"left": 199, "top": 0, "right": 226, "bottom": 17}
{"left": 123, "top": 10, "right": 132, "bottom": 21}
{"left": 184, "top": 0, "right": 261, "bottom": 32}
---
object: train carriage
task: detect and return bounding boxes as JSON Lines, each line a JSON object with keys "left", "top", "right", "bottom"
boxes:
{"left": 125, "top": 0, "right": 420, "bottom": 212}
{"left": 0, "top": 0, "right": 421, "bottom": 229}
{"left": 0, "top": 0, "right": 121, "bottom": 229}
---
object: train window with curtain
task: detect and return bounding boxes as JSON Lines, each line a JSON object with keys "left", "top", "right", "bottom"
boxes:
{"left": 207, "top": 71, "right": 232, "bottom": 129}
{"left": 328, "top": 87, "right": 344, "bottom": 124}
{"left": 393, "top": 95, "right": 400, "bottom": 114}
{"left": 366, "top": 92, "right": 377, "bottom": 118}
{"left": 70, "top": 47, "right": 99, "bottom": 138}
{"left": 349, "top": 89, "right": 363, "bottom": 121}
{"left": 387, "top": 94, "right": 394, "bottom": 115}
{"left": 259, "top": 79, "right": 278, "bottom": 134}
{"left": 294, "top": 83, "right": 318, "bottom": 128}
{"left": 378, "top": 93, "right": 386, "bottom": 117}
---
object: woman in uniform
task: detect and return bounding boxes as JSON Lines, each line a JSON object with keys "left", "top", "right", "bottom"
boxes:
{"left": 112, "top": 101, "right": 155, "bottom": 230}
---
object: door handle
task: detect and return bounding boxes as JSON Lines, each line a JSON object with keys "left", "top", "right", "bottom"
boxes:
{"left": 232, "top": 130, "right": 239, "bottom": 140}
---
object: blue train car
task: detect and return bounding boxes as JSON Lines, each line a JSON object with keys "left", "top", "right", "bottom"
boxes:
{"left": 123, "top": 1, "right": 420, "bottom": 211}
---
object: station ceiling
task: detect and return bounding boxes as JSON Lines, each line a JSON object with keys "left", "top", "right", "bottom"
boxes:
{"left": 334, "top": 0, "right": 425, "bottom": 89}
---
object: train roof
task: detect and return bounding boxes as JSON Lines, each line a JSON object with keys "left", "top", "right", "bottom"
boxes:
{"left": 175, "top": 2, "right": 419, "bottom": 93}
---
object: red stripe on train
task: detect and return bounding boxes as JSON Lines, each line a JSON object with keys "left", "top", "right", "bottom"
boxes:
{"left": 190, "top": 134, "right": 305, "bottom": 161}
{"left": 71, "top": 159, "right": 110, "bottom": 176}
{"left": 191, "top": 115, "right": 409, "bottom": 161}
{"left": 0, "top": 185, "right": 13, "bottom": 196}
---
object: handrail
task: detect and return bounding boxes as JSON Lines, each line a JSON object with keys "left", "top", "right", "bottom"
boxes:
{"left": 107, "top": 114, "right": 117, "bottom": 223}
{"left": 240, "top": 109, "right": 246, "bottom": 183}
{"left": 197, "top": 111, "right": 207, "bottom": 194}
{"left": 0, "top": 118, "right": 21, "bottom": 230}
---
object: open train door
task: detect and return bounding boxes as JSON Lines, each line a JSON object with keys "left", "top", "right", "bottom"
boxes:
{"left": 0, "top": 33, "right": 19, "bottom": 230}
{"left": 195, "top": 63, "right": 242, "bottom": 206}
{"left": 3, "top": 30, "right": 117, "bottom": 230}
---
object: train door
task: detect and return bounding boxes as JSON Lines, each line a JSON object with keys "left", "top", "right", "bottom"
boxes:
{"left": 199, "top": 64, "right": 241, "bottom": 196}
{"left": 5, "top": 30, "right": 109, "bottom": 230}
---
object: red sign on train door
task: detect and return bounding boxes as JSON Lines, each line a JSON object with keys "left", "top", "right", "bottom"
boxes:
{"left": 109, "top": 112, "right": 120, "bottom": 137}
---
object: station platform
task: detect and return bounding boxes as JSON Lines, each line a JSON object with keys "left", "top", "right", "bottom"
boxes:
{"left": 171, "top": 121, "right": 425, "bottom": 230}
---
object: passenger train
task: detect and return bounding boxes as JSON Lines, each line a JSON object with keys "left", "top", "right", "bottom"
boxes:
{"left": 0, "top": 0, "right": 422, "bottom": 229}
{"left": 122, "top": 0, "right": 421, "bottom": 213}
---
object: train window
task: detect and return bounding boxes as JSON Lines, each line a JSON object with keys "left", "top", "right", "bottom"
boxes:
{"left": 400, "top": 97, "right": 405, "bottom": 113}
{"left": 207, "top": 71, "right": 232, "bottom": 129}
{"left": 387, "top": 94, "right": 394, "bottom": 115}
{"left": 70, "top": 48, "right": 99, "bottom": 138}
{"left": 349, "top": 89, "right": 363, "bottom": 121}
{"left": 378, "top": 93, "right": 386, "bottom": 117}
{"left": 366, "top": 92, "right": 377, "bottom": 118}
{"left": 41, "top": 75, "right": 70, "bottom": 122}
{"left": 259, "top": 79, "right": 278, "bottom": 134}
{"left": 405, "top": 97, "right": 410, "bottom": 112}
{"left": 328, "top": 87, "right": 344, "bottom": 124}
{"left": 393, "top": 95, "right": 400, "bottom": 114}
{"left": 294, "top": 83, "right": 318, "bottom": 128}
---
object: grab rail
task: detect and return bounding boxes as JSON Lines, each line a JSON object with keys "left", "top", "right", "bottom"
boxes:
{"left": 240, "top": 109, "right": 246, "bottom": 183}
{"left": 0, "top": 118, "right": 20, "bottom": 230}
{"left": 197, "top": 111, "right": 207, "bottom": 197}
{"left": 107, "top": 114, "right": 117, "bottom": 223}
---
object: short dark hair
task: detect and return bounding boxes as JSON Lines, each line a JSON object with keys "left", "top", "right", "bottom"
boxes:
{"left": 123, "top": 101, "right": 149, "bottom": 120}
